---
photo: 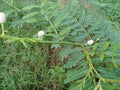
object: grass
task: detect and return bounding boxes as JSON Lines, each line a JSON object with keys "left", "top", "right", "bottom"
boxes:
{"left": 0, "top": 38, "right": 66, "bottom": 90}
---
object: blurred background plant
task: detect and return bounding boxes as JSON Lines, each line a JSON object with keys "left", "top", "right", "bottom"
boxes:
{"left": 0, "top": 0, "right": 120, "bottom": 90}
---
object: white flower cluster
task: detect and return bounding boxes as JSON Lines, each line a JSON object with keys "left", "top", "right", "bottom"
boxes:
{"left": 86, "top": 39, "right": 94, "bottom": 45}
{"left": 0, "top": 12, "right": 6, "bottom": 23}
{"left": 38, "top": 31, "right": 45, "bottom": 39}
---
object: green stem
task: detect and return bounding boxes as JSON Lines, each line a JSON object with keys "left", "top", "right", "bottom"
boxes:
{"left": 41, "top": 8, "right": 59, "bottom": 35}
{"left": 82, "top": 69, "right": 91, "bottom": 87}
{"left": 83, "top": 47, "right": 94, "bottom": 69}
{"left": 1, "top": 24, "right": 4, "bottom": 35}
{"left": 83, "top": 47, "right": 120, "bottom": 83}
{"left": 77, "top": 4, "right": 92, "bottom": 40}
{"left": 0, "top": 35, "right": 84, "bottom": 47}
{"left": 2, "top": 0, "right": 21, "bottom": 12}
{"left": 83, "top": 47, "right": 97, "bottom": 85}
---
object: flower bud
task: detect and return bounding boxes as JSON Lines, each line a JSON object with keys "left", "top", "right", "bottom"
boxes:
{"left": 86, "top": 40, "right": 94, "bottom": 45}
{"left": 0, "top": 12, "right": 6, "bottom": 23}
{"left": 38, "top": 31, "right": 45, "bottom": 38}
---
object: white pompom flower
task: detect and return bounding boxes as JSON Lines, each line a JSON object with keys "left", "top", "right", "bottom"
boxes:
{"left": 0, "top": 12, "right": 6, "bottom": 23}
{"left": 86, "top": 39, "right": 94, "bottom": 45}
{"left": 38, "top": 31, "right": 45, "bottom": 39}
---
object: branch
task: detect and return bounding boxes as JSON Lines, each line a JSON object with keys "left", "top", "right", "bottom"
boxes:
{"left": 0, "top": 34, "right": 84, "bottom": 47}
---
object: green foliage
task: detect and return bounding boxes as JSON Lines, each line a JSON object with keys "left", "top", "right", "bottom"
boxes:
{"left": 0, "top": 0, "right": 120, "bottom": 90}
